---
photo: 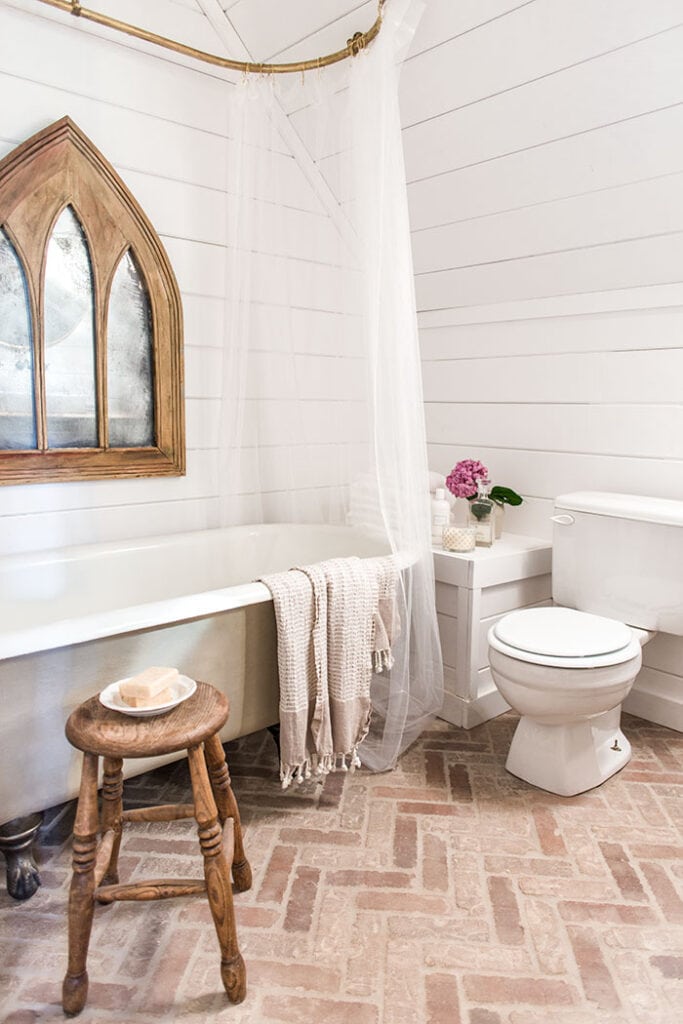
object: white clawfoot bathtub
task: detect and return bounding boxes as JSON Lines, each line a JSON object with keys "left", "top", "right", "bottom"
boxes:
{"left": 0, "top": 524, "right": 389, "bottom": 825}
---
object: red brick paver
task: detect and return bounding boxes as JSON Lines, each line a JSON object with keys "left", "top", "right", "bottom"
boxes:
{"left": 1, "top": 713, "right": 682, "bottom": 1023}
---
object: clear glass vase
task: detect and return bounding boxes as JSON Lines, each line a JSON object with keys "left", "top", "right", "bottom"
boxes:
{"left": 493, "top": 503, "right": 504, "bottom": 539}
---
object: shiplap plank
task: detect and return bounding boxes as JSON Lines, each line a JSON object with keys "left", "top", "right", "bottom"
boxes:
{"left": 0, "top": 71, "right": 299, "bottom": 199}
{"left": 184, "top": 347, "right": 223, "bottom": 399}
{"left": 426, "top": 445, "right": 683, "bottom": 508}
{"left": 643, "top": 634, "right": 683, "bottom": 677}
{"left": 412, "top": 173, "right": 683, "bottom": 276}
{"left": 415, "top": 232, "right": 683, "bottom": 311}
{"left": 400, "top": 0, "right": 683, "bottom": 130}
{"left": 244, "top": 399, "right": 369, "bottom": 447}
{"left": 0, "top": 4, "right": 358, "bottom": 553}
{"left": 419, "top": 307, "right": 683, "bottom": 361}
{"left": 185, "top": 397, "right": 221, "bottom": 450}
{"left": 181, "top": 294, "right": 225, "bottom": 349}
{"left": 403, "top": 28, "right": 683, "bottom": 184}
{"left": 408, "top": 104, "right": 683, "bottom": 232}
{"left": 0, "top": 5, "right": 236, "bottom": 134}
{"left": 407, "top": 0, "right": 532, "bottom": 59}
{"left": 422, "top": 349, "right": 683, "bottom": 405}
{"left": 417, "top": 284, "right": 683, "bottom": 329}
{"left": 167, "top": 237, "right": 360, "bottom": 310}
{"left": 246, "top": 351, "right": 366, "bottom": 403}
{"left": 0, "top": 497, "right": 221, "bottom": 558}
{"left": 425, "top": 403, "right": 683, "bottom": 460}
{"left": 0, "top": 450, "right": 219, "bottom": 518}
{"left": 124, "top": 169, "right": 337, "bottom": 261}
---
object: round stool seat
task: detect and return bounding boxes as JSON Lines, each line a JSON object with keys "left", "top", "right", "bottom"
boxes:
{"left": 65, "top": 681, "right": 229, "bottom": 759}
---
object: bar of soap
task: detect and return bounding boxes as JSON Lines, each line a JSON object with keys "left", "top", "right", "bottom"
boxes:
{"left": 119, "top": 667, "right": 179, "bottom": 708}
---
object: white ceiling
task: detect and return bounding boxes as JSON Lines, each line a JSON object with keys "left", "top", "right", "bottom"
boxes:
{"left": 211, "top": 0, "right": 378, "bottom": 64}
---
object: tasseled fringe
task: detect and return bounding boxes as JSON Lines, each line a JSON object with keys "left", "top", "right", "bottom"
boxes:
{"left": 280, "top": 746, "right": 362, "bottom": 790}
{"left": 373, "top": 648, "right": 394, "bottom": 673}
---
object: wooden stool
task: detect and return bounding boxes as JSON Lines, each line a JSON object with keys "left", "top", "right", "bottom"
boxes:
{"left": 62, "top": 681, "right": 251, "bottom": 1016}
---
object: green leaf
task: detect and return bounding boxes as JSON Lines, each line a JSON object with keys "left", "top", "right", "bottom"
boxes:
{"left": 490, "top": 486, "right": 523, "bottom": 507}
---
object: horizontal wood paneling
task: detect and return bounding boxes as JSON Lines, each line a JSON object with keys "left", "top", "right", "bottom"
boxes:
{"left": 412, "top": 173, "right": 683, "bottom": 276}
{"left": 419, "top": 307, "right": 683, "bottom": 361}
{"left": 409, "top": 0, "right": 683, "bottom": 721}
{"left": 416, "top": 232, "right": 683, "bottom": 311}
{"left": 423, "top": 349, "right": 683, "bottom": 405}
{"left": 400, "top": 0, "right": 683, "bottom": 131}
{"left": 408, "top": 104, "right": 683, "bottom": 233}
{"left": 404, "top": 28, "right": 683, "bottom": 183}
{"left": 0, "top": 0, "right": 363, "bottom": 556}
{"left": 426, "top": 403, "right": 683, "bottom": 461}
{"left": 427, "top": 445, "right": 683, "bottom": 510}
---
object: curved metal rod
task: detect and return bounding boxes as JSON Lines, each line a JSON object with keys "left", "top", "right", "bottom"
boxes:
{"left": 32, "top": 0, "right": 385, "bottom": 74}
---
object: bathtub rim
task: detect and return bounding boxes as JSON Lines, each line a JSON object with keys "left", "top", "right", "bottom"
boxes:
{"left": 0, "top": 522, "right": 396, "bottom": 661}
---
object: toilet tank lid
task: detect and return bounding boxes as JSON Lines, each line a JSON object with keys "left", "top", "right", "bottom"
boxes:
{"left": 555, "top": 491, "right": 683, "bottom": 527}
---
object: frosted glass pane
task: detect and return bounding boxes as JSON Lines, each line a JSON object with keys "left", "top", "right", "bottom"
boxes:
{"left": 107, "top": 250, "right": 154, "bottom": 447}
{"left": 44, "top": 206, "right": 98, "bottom": 448}
{"left": 0, "top": 230, "right": 36, "bottom": 449}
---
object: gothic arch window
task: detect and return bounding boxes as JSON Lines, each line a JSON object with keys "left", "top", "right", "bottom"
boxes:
{"left": 0, "top": 117, "right": 184, "bottom": 484}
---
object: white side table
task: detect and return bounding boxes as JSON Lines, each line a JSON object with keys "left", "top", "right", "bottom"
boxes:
{"left": 433, "top": 534, "right": 552, "bottom": 729}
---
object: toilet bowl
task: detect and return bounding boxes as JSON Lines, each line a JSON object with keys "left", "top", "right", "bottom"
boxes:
{"left": 485, "top": 490, "right": 683, "bottom": 796}
{"left": 488, "top": 606, "right": 645, "bottom": 796}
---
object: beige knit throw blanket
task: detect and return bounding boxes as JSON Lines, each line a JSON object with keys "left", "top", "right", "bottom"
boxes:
{"left": 260, "top": 555, "right": 399, "bottom": 789}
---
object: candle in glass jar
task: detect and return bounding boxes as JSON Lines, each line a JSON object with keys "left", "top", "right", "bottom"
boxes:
{"left": 442, "top": 525, "right": 476, "bottom": 552}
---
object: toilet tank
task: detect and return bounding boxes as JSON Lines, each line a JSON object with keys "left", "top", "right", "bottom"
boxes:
{"left": 552, "top": 492, "right": 683, "bottom": 635}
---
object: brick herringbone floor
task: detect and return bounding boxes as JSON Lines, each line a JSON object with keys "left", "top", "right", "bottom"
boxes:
{"left": 1, "top": 712, "right": 683, "bottom": 1024}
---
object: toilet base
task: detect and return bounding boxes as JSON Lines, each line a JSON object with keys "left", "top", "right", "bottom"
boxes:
{"left": 505, "top": 707, "right": 631, "bottom": 797}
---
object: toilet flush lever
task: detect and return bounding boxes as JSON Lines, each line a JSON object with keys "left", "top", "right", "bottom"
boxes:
{"left": 550, "top": 514, "right": 575, "bottom": 525}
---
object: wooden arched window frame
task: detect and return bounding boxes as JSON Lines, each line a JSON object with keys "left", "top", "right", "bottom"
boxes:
{"left": 0, "top": 117, "right": 184, "bottom": 484}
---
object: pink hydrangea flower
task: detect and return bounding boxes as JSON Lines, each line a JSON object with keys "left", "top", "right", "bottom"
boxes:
{"left": 446, "top": 459, "right": 489, "bottom": 499}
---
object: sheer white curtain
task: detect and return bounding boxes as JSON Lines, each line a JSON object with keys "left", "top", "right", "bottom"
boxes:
{"left": 219, "top": 0, "right": 443, "bottom": 770}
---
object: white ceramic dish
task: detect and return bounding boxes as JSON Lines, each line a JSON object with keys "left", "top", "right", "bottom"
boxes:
{"left": 99, "top": 674, "right": 196, "bottom": 717}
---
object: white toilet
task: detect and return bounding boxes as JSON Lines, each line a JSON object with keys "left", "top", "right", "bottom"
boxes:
{"left": 488, "top": 492, "right": 683, "bottom": 797}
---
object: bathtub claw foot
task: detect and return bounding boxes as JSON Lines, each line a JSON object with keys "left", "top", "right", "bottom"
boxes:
{"left": 0, "top": 812, "right": 43, "bottom": 901}
{"left": 267, "top": 723, "right": 281, "bottom": 759}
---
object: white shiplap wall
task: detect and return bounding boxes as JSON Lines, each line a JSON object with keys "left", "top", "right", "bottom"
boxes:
{"left": 0, "top": 0, "right": 360, "bottom": 554}
{"left": 403, "top": 0, "right": 683, "bottom": 729}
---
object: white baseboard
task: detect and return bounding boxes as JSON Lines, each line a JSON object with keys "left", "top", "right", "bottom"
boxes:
{"left": 440, "top": 668, "right": 683, "bottom": 734}
{"left": 439, "top": 681, "right": 510, "bottom": 730}
{"left": 623, "top": 668, "right": 683, "bottom": 733}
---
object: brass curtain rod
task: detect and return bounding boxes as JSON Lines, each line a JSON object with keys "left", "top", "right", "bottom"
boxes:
{"left": 32, "top": 0, "right": 386, "bottom": 74}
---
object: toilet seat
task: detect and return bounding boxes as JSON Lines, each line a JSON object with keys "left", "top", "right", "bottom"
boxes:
{"left": 488, "top": 607, "right": 642, "bottom": 669}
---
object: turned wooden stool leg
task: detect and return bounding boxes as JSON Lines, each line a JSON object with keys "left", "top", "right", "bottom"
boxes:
{"left": 187, "top": 744, "right": 246, "bottom": 1004}
{"left": 204, "top": 732, "right": 252, "bottom": 892}
{"left": 100, "top": 757, "right": 123, "bottom": 887}
{"left": 62, "top": 752, "right": 99, "bottom": 1016}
